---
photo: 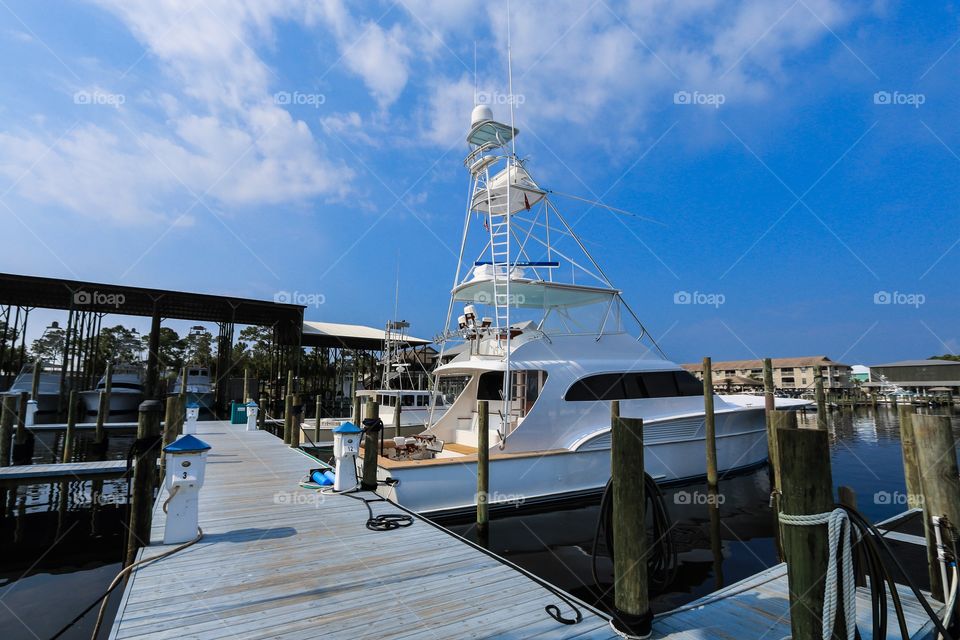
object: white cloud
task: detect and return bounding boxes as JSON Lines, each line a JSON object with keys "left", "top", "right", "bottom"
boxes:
{"left": 0, "top": 0, "right": 351, "bottom": 224}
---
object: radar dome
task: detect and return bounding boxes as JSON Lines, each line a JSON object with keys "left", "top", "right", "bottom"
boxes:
{"left": 471, "top": 104, "right": 493, "bottom": 126}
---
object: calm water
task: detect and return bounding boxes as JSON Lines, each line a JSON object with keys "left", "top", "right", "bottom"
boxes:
{"left": 442, "top": 405, "right": 960, "bottom": 614}
{"left": 1, "top": 406, "right": 957, "bottom": 638}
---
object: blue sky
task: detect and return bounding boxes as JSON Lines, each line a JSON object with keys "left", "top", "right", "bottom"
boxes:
{"left": 0, "top": 0, "right": 957, "bottom": 365}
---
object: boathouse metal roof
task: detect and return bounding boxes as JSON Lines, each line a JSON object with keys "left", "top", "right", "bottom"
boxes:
{"left": 0, "top": 272, "right": 305, "bottom": 345}
{"left": 301, "top": 320, "right": 431, "bottom": 351}
{"left": 870, "top": 358, "right": 959, "bottom": 368}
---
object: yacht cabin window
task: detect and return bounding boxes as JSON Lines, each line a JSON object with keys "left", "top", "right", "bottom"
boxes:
{"left": 564, "top": 371, "right": 704, "bottom": 401}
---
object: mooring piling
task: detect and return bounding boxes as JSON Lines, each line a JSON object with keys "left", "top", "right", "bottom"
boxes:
{"left": 777, "top": 424, "right": 841, "bottom": 640}
{"left": 61, "top": 390, "right": 77, "bottom": 463}
{"left": 352, "top": 394, "right": 362, "bottom": 428}
{"left": 258, "top": 394, "right": 267, "bottom": 431}
{"left": 702, "top": 356, "right": 718, "bottom": 489}
{"left": 897, "top": 405, "right": 922, "bottom": 510}
{"left": 126, "top": 400, "right": 162, "bottom": 566}
{"left": 0, "top": 395, "right": 15, "bottom": 467}
{"left": 283, "top": 393, "right": 293, "bottom": 445}
{"left": 161, "top": 395, "right": 180, "bottom": 477}
{"left": 814, "top": 365, "right": 827, "bottom": 430}
{"left": 477, "top": 399, "right": 490, "bottom": 538}
{"left": 610, "top": 405, "right": 651, "bottom": 637}
{"left": 290, "top": 394, "right": 301, "bottom": 448}
{"left": 912, "top": 413, "right": 960, "bottom": 602}
{"left": 361, "top": 398, "right": 379, "bottom": 490}
{"left": 394, "top": 397, "right": 402, "bottom": 439}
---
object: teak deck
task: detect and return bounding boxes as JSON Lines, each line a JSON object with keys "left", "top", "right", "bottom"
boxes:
{"left": 108, "top": 421, "right": 943, "bottom": 639}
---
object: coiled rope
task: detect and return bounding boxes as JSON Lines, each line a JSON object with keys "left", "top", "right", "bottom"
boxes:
{"left": 779, "top": 508, "right": 857, "bottom": 640}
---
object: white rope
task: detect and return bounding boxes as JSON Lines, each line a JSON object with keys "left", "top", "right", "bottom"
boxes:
{"left": 779, "top": 508, "right": 857, "bottom": 640}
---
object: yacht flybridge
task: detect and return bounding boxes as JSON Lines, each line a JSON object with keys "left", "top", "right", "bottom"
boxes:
{"left": 367, "top": 104, "right": 787, "bottom": 516}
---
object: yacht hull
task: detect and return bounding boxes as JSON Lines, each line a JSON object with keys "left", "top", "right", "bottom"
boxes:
{"left": 374, "top": 409, "right": 768, "bottom": 515}
{"left": 79, "top": 390, "right": 143, "bottom": 415}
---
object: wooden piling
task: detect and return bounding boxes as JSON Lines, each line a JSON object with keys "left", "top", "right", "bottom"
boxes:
{"left": 281, "top": 394, "right": 292, "bottom": 444}
{"left": 763, "top": 357, "right": 775, "bottom": 434}
{"left": 838, "top": 485, "right": 865, "bottom": 587}
{"left": 126, "top": 400, "right": 162, "bottom": 566}
{"left": 30, "top": 360, "right": 41, "bottom": 401}
{"left": 477, "top": 400, "right": 490, "bottom": 537}
{"left": 814, "top": 366, "right": 827, "bottom": 430}
{"left": 913, "top": 413, "right": 960, "bottom": 602}
{"left": 768, "top": 410, "right": 796, "bottom": 495}
{"left": 94, "top": 361, "right": 113, "bottom": 445}
{"left": 778, "top": 425, "right": 839, "bottom": 640}
{"left": 361, "top": 399, "right": 380, "bottom": 490}
{"left": 179, "top": 366, "right": 187, "bottom": 397}
{"left": 393, "top": 397, "right": 402, "bottom": 439}
{"left": 610, "top": 410, "right": 650, "bottom": 636}
{"left": 61, "top": 390, "right": 77, "bottom": 463}
{"left": 243, "top": 367, "right": 250, "bottom": 403}
{"left": 0, "top": 395, "right": 15, "bottom": 467}
{"left": 15, "top": 392, "right": 28, "bottom": 446}
{"left": 258, "top": 395, "right": 267, "bottom": 431}
{"left": 352, "top": 394, "right": 362, "bottom": 427}
{"left": 897, "top": 405, "right": 922, "bottom": 510}
{"left": 161, "top": 395, "right": 180, "bottom": 477}
{"left": 702, "top": 357, "right": 718, "bottom": 488}
{"left": 290, "top": 394, "right": 301, "bottom": 448}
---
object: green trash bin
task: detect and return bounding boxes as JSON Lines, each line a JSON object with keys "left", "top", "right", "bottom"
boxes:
{"left": 230, "top": 401, "right": 247, "bottom": 424}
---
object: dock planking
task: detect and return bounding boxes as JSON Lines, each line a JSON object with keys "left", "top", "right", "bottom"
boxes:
{"left": 0, "top": 460, "right": 127, "bottom": 483}
{"left": 107, "top": 420, "right": 945, "bottom": 639}
{"left": 108, "top": 421, "right": 619, "bottom": 639}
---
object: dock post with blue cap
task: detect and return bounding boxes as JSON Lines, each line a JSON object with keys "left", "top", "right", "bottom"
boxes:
{"left": 162, "top": 433, "right": 211, "bottom": 544}
{"left": 184, "top": 401, "right": 200, "bottom": 435}
{"left": 245, "top": 401, "right": 258, "bottom": 432}
{"left": 332, "top": 421, "right": 362, "bottom": 492}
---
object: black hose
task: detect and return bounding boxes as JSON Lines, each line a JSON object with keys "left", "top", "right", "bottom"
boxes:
{"left": 591, "top": 473, "right": 678, "bottom": 595}
{"left": 840, "top": 504, "right": 954, "bottom": 640}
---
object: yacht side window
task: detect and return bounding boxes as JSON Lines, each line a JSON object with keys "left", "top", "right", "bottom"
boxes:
{"left": 564, "top": 371, "right": 703, "bottom": 401}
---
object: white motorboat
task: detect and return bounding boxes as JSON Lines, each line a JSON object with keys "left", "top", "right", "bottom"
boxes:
{"left": 79, "top": 364, "right": 144, "bottom": 415}
{"left": 311, "top": 390, "right": 452, "bottom": 447}
{"left": 170, "top": 365, "right": 216, "bottom": 411}
{"left": 2, "top": 362, "right": 60, "bottom": 414}
{"left": 365, "top": 103, "right": 801, "bottom": 516}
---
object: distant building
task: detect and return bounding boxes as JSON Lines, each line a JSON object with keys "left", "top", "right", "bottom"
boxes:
{"left": 865, "top": 359, "right": 960, "bottom": 395}
{"left": 850, "top": 365, "right": 870, "bottom": 383}
{"left": 682, "top": 356, "right": 853, "bottom": 392}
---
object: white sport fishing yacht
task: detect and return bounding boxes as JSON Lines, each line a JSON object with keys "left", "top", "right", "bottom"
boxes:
{"left": 367, "top": 104, "right": 790, "bottom": 516}
{"left": 79, "top": 364, "right": 144, "bottom": 415}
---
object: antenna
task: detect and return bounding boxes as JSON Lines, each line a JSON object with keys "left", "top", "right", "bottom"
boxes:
{"left": 506, "top": 0, "right": 517, "bottom": 158}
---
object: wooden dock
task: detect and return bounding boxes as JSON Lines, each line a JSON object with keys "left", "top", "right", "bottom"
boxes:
{"left": 107, "top": 421, "right": 945, "bottom": 639}
{"left": 108, "top": 421, "right": 620, "bottom": 639}
{"left": 0, "top": 460, "right": 127, "bottom": 484}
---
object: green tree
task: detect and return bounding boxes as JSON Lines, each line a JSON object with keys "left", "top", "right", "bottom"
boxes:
{"left": 182, "top": 327, "right": 214, "bottom": 368}
{"left": 97, "top": 325, "right": 144, "bottom": 364}
{"left": 29, "top": 325, "right": 66, "bottom": 363}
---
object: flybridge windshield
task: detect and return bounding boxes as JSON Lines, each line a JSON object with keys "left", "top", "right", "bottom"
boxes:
{"left": 452, "top": 282, "right": 627, "bottom": 338}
